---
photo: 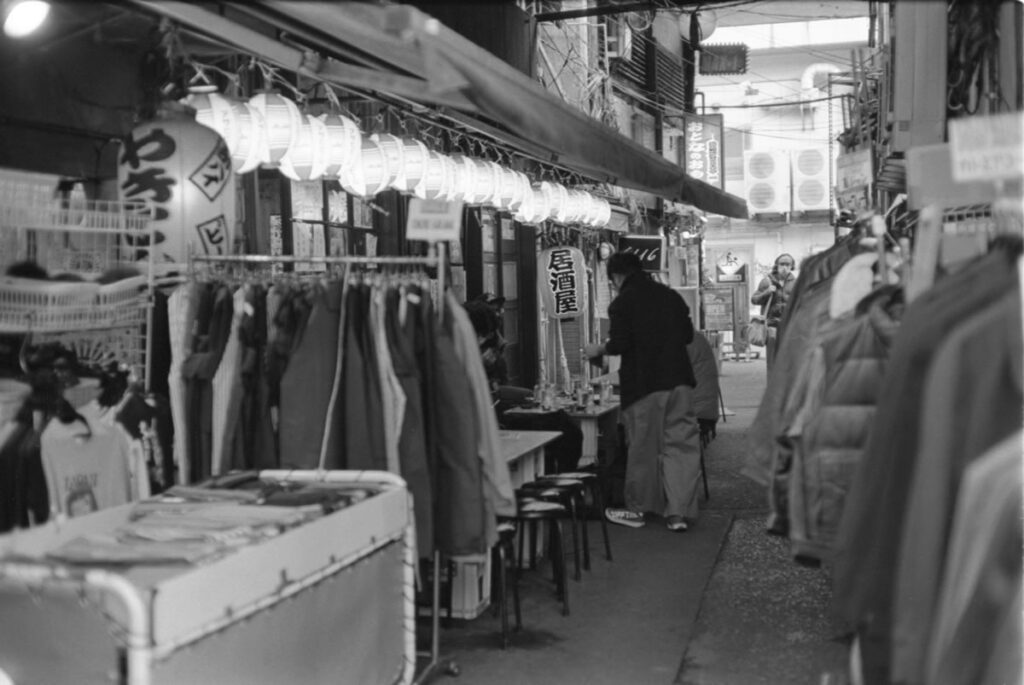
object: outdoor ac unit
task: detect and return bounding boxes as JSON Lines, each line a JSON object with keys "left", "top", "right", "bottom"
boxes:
{"left": 790, "top": 146, "right": 831, "bottom": 212}
{"left": 604, "top": 18, "right": 633, "bottom": 61}
{"left": 743, "top": 150, "right": 790, "bottom": 214}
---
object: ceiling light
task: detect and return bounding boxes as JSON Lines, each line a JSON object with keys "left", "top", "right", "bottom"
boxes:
{"left": 3, "top": 0, "right": 50, "bottom": 38}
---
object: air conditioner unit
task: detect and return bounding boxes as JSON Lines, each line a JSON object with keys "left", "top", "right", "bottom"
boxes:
{"left": 604, "top": 18, "right": 633, "bottom": 62}
{"left": 790, "top": 147, "right": 831, "bottom": 211}
{"left": 743, "top": 150, "right": 790, "bottom": 214}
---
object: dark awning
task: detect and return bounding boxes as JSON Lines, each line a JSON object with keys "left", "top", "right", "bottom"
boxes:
{"left": 131, "top": 1, "right": 749, "bottom": 218}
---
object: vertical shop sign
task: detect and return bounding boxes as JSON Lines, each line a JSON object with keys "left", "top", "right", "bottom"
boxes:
{"left": 680, "top": 113, "right": 725, "bottom": 190}
{"left": 538, "top": 246, "right": 587, "bottom": 319}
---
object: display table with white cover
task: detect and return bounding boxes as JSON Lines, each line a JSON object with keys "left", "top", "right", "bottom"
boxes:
{"left": 0, "top": 470, "right": 415, "bottom": 685}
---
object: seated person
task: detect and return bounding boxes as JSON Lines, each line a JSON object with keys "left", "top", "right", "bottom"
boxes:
{"left": 464, "top": 297, "right": 583, "bottom": 473}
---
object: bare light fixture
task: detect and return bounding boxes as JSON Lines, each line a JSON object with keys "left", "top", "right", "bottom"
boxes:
{"left": 2, "top": 0, "right": 50, "bottom": 38}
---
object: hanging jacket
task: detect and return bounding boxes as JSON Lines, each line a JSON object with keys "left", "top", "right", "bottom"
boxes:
{"left": 783, "top": 285, "right": 903, "bottom": 562}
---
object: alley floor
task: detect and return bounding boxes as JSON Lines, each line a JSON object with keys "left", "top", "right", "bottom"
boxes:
{"left": 417, "top": 359, "right": 850, "bottom": 685}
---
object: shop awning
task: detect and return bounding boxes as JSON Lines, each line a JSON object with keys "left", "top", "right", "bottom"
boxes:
{"left": 130, "top": 1, "right": 749, "bottom": 218}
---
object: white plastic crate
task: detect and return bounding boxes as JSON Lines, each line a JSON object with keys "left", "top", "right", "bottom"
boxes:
{"left": 448, "top": 553, "right": 492, "bottom": 620}
{"left": 0, "top": 276, "right": 99, "bottom": 332}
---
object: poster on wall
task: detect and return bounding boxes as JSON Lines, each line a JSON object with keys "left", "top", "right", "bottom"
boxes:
{"left": 619, "top": 234, "right": 664, "bottom": 272}
{"left": 538, "top": 246, "right": 587, "bottom": 319}
{"left": 702, "top": 287, "right": 735, "bottom": 331}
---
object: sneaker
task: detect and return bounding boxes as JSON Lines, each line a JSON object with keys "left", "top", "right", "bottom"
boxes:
{"left": 605, "top": 508, "right": 645, "bottom": 528}
{"left": 666, "top": 516, "right": 688, "bottom": 532}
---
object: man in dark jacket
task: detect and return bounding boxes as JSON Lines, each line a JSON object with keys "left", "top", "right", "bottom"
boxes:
{"left": 584, "top": 252, "right": 701, "bottom": 531}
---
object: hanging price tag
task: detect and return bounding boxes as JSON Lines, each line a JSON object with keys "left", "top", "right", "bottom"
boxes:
{"left": 406, "top": 198, "right": 464, "bottom": 242}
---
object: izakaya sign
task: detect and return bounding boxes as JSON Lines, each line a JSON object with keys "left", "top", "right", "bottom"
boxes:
{"left": 538, "top": 247, "right": 587, "bottom": 319}
{"left": 680, "top": 113, "right": 724, "bottom": 191}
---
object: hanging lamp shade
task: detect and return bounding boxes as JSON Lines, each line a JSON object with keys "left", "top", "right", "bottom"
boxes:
{"left": 495, "top": 167, "right": 522, "bottom": 211}
{"left": 369, "top": 133, "right": 405, "bottom": 190}
{"left": 463, "top": 159, "right": 500, "bottom": 205}
{"left": 447, "top": 154, "right": 477, "bottom": 203}
{"left": 319, "top": 113, "right": 362, "bottom": 179}
{"left": 181, "top": 87, "right": 265, "bottom": 175}
{"left": 247, "top": 91, "right": 302, "bottom": 165}
{"left": 117, "top": 102, "right": 235, "bottom": 262}
{"left": 339, "top": 137, "right": 392, "bottom": 197}
{"left": 278, "top": 114, "right": 330, "bottom": 182}
{"left": 414, "top": 152, "right": 455, "bottom": 200}
{"left": 593, "top": 197, "right": 612, "bottom": 228}
{"left": 229, "top": 100, "right": 266, "bottom": 174}
{"left": 541, "top": 181, "right": 570, "bottom": 222}
{"left": 564, "top": 190, "right": 590, "bottom": 224}
{"left": 512, "top": 187, "right": 536, "bottom": 223}
{"left": 510, "top": 171, "right": 533, "bottom": 212}
{"left": 395, "top": 139, "right": 431, "bottom": 193}
{"left": 575, "top": 191, "right": 596, "bottom": 226}
{"left": 515, "top": 186, "right": 551, "bottom": 224}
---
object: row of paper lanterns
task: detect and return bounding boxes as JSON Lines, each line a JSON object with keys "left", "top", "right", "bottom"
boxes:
{"left": 182, "top": 86, "right": 613, "bottom": 228}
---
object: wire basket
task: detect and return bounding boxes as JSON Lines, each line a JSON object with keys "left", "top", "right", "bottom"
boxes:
{"left": 0, "top": 275, "right": 148, "bottom": 333}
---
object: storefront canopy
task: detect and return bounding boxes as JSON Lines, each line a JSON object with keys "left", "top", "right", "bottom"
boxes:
{"left": 130, "top": 1, "right": 749, "bottom": 219}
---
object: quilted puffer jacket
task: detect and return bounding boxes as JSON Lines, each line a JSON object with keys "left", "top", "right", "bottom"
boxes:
{"left": 781, "top": 285, "right": 903, "bottom": 562}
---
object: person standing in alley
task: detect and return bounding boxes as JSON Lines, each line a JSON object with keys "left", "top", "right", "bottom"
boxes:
{"left": 750, "top": 253, "right": 796, "bottom": 370}
{"left": 584, "top": 251, "right": 701, "bottom": 532}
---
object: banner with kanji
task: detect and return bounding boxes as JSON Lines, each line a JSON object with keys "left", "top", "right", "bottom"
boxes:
{"left": 538, "top": 246, "right": 587, "bottom": 319}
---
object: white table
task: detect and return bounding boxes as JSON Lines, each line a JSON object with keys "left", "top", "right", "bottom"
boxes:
{"left": 504, "top": 400, "right": 621, "bottom": 467}
{"left": 499, "top": 429, "right": 562, "bottom": 488}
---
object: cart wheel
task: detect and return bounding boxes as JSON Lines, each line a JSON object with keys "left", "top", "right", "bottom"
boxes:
{"left": 445, "top": 660, "right": 460, "bottom": 677}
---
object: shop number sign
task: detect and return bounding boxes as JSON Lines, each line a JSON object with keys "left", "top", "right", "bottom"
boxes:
{"left": 406, "top": 198, "right": 464, "bottom": 242}
{"left": 538, "top": 246, "right": 587, "bottom": 319}
{"left": 948, "top": 112, "right": 1024, "bottom": 183}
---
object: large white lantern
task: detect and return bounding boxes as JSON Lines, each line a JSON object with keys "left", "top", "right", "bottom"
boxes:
{"left": 248, "top": 91, "right": 303, "bottom": 165}
{"left": 117, "top": 102, "right": 236, "bottom": 262}
{"left": 278, "top": 114, "right": 330, "bottom": 182}
{"left": 447, "top": 154, "right": 477, "bottom": 203}
{"left": 395, "top": 139, "right": 431, "bottom": 193}
{"left": 593, "top": 197, "right": 612, "bottom": 228}
{"left": 465, "top": 159, "right": 500, "bottom": 205}
{"left": 339, "top": 137, "right": 392, "bottom": 197}
{"left": 564, "top": 190, "right": 590, "bottom": 224}
{"left": 320, "top": 113, "right": 362, "bottom": 179}
{"left": 515, "top": 186, "right": 551, "bottom": 224}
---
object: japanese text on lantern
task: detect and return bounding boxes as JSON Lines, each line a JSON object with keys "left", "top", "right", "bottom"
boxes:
{"left": 547, "top": 248, "right": 580, "bottom": 316}
{"left": 119, "top": 127, "right": 177, "bottom": 222}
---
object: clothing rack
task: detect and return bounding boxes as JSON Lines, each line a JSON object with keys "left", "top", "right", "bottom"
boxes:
{"left": 187, "top": 245, "right": 457, "bottom": 684}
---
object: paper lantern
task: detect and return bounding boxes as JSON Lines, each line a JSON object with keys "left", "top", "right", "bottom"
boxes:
{"left": 117, "top": 102, "right": 236, "bottom": 262}
{"left": 465, "top": 159, "right": 500, "bottom": 205}
{"left": 447, "top": 154, "right": 477, "bottom": 203}
{"left": 537, "top": 246, "right": 588, "bottom": 319}
{"left": 593, "top": 197, "right": 612, "bottom": 228}
{"left": 510, "top": 172, "right": 533, "bottom": 212}
{"left": 248, "top": 91, "right": 302, "bottom": 165}
{"left": 415, "top": 152, "right": 456, "bottom": 200}
{"left": 394, "top": 139, "right": 431, "bottom": 193}
{"left": 369, "top": 133, "right": 404, "bottom": 190}
{"left": 541, "top": 181, "right": 570, "bottom": 222}
{"left": 339, "top": 137, "right": 392, "bottom": 197}
{"left": 564, "top": 190, "right": 590, "bottom": 224}
{"left": 181, "top": 87, "right": 265, "bottom": 175}
{"left": 278, "top": 114, "right": 329, "bottom": 181}
{"left": 515, "top": 186, "right": 551, "bottom": 224}
{"left": 320, "top": 113, "right": 362, "bottom": 178}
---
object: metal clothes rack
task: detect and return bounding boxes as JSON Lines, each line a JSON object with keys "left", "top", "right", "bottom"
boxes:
{"left": 186, "top": 244, "right": 460, "bottom": 683}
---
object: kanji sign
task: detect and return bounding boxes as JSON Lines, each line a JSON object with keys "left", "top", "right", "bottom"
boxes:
{"left": 538, "top": 246, "right": 587, "bottom": 319}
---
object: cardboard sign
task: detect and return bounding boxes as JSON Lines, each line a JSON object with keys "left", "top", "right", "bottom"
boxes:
{"left": 406, "top": 198, "right": 464, "bottom": 242}
{"left": 949, "top": 112, "right": 1024, "bottom": 183}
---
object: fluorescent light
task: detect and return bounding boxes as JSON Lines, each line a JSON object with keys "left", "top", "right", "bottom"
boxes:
{"left": 3, "top": 0, "right": 50, "bottom": 38}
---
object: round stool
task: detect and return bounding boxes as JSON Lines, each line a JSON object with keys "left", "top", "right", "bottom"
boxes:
{"left": 519, "top": 478, "right": 586, "bottom": 581}
{"left": 512, "top": 495, "right": 571, "bottom": 616}
{"left": 539, "top": 470, "right": 613, "bottom": 563}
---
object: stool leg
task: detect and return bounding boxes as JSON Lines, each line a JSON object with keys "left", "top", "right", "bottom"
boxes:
{"left": 511, "top": 542, "right": 522, "bottom": 631}
{"left": 551, "top": 519, "right": 570, "bottom": 616}
{"left": 592, "top": 479, "right": 613, "bottom": 561}
{"left": 566, "top": 495, "right": 582, "bottom": 581}
{"left": 496, "top": 543, "right": 510, "bottom": 649}
{"left": 578, "top": 491, "right": 592, "bottom": 571}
